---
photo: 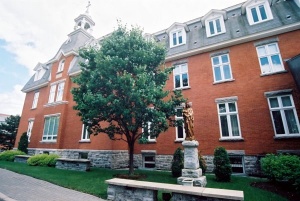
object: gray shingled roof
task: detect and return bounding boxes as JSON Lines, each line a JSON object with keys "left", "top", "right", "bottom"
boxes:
{"left": 154, "top": 0, "right": 300, "bottom": 57}
{"left": 22, "top": 64, "right": 51, "bottom": 92}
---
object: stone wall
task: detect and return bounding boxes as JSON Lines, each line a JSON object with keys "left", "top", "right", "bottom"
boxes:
{"left": 56, "top": 158, "right": 91, "bottom": 171}
{"left": 155, "top": 154, "right": 173, "bottom": 170}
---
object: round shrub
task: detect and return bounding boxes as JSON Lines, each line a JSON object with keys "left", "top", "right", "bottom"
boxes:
{"left": 27, "top": 154, "right": 59, "bottom": 167}
{"left": 213, "top": 147, "right": 232, "bottom": 182}
{"left": 171, "top": 147, "right": 184, "bottom": 177}
{"left": 261, "top": 154, "right": 300, "bottom": 189}
{"left": 0, "top": 150, "right": 26, "bottom": 161}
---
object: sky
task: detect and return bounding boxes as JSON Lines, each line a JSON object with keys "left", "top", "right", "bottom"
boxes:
{"left": 0, "top": 0, "right": 246, "bottom": 116}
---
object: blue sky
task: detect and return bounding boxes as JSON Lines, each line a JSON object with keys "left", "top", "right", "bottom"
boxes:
{"left": 0, "top": 0, "right": 245, "bottom": 115}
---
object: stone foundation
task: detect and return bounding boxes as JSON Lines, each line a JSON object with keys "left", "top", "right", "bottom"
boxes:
{"left": 56, "top": 158, "right": 91, "bottom": 171}
{"left": 14, "top": 155, "right": 30, "bottom": 163}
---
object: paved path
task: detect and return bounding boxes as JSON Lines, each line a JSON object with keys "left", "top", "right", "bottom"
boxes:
{"left": 0, "top": 168, "right": 106, "bottom": 201}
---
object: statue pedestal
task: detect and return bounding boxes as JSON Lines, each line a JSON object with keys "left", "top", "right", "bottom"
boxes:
{"left": 177, "top": 140, "right": 207, "bottom": 187}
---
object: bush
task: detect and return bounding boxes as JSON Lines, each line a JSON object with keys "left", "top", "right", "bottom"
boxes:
{"left": 171, "top": 147, "right": 184, "bottom": 177}
{"left": 0, "top": 150, "right": 26, "bottom": 161}
{"left": 27, "top": 154, "right": 59, "bottom": 167}
{"left": 199, "top": 151, "right": 207, "bottom": 175}
{"left": 18, "top": 132, "right": 28, "bottom": 154}
{"left": 213, "top": 147, "right": 232, "bottom": 182}
{"left": 261, "top": 154, "right": 300, "bottom": 190}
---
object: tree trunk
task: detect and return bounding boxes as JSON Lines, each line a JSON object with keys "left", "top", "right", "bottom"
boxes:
{"left": 128, "top": 140, "right": 135, "bottom": 176}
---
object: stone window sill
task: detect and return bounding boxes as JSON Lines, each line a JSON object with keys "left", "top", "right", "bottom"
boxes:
{"left": 274, "top": 135, "right": 300, "bottom": 140}
{"left": 213, "top": 79, "right": 235, "bottom": 85}
{"left": 40, "top": 140, "right": 57, "bottom": 144}
{"left": 260, "top": 70, "right": 288, "bottom": 77}
{"left": 219, "top": 137, "right": 244, "bottom": 142}
{"left": 173, "top": 86, "right": 191, "bottom": 91}
{"left": 44, "top": 101, "right": 68, "bottom": 107}
{"left": 79, "top": 140, "right": 91, "bottom": 143}
{"left": 174, "top": 139, "right": 184, "bottom": 143}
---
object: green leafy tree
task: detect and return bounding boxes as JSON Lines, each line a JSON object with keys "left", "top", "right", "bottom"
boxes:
{"left": 72, "top": 24, "right": 185, "bottom": 175}
{"left": 18, "top": 132, "right": 28, "bottom": 154}
{"left": 213, "top": 147, "right": 232, "bottom": 182}
{"left": 0, "top": 115, "right": 20, "bottom": 149}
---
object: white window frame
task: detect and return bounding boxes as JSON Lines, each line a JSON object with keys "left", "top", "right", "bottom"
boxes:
{"left": 48, "top": 85, "right": 56, "bottom": 103}
{"left": 173, "top": 63, "right": 189, "bottom": 89}
{"left": 246, "top": 0, "right": 273, "bottom": 25}
{"left": 267, "top": 94, "right": 300, "bottom": 137}
{"left": 27, "top": 119, "right": 34, "bottom": 142}
{"left": 81, "top": 124, "right": 90, "bottom": 141}
{"left": 256, "top": 43, "right": 284, "bottom": 75}
{"left": 57, "top": 60, "right": 65, "bottom": 73}
{"left": 229, "top": 155, "right": 245, "bottom": 174}
{"left": 56, "top": 82, "right": 65, "bottom": 101}
{"left": 34, "top": 68, "right": 45, "bottom": 81}
{"left": 205, "top": 16, "right": 226, "bottom": 37}
{"left": 211, "top": 54, "right": 233, "bottom": 82}
{"left": 31, "top": 91, "right": 40, "bottom": 109}
{"left": 217, "top": 99, "right": 242, "bottom": 139}
{"left": 142, "top": 122, "right": 156, "bottom": 142}
{"left": 42, "top": 114, "right": 60, "bottom": 142}
{"left": 169, "top": 28, "right": 186, "bottom": 48}
{"left": 175, "top": 107, "right": 186, "bottom": 141}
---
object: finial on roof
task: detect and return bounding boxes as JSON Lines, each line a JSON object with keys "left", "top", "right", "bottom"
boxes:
{"left": 85, "top": 1, "right": 91, "bottom": 14}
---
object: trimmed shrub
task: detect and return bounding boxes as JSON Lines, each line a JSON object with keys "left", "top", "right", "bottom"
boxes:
{"left": 199, "top": 151, "right": 207, "bottom": 175}
{"left": 171, "top": 147, "right": 184, "bottom": 177}
{"left": 261, "top": 154, "right": 300, "bottom": 190}
{"left": 18, "top": 132, "right": 28, "bottom": 154}
{"left": 0, "top": 150, "right": 26, "bottom": 161}
{"left": 27, "top": 154, "right": 59, "bottom": 167}
{"left": 213, "top": 147, "right": 232, "bottom": 182}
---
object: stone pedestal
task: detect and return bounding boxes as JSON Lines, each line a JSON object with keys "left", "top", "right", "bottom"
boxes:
{"left": 177, "top": 140, "right": 207, "bottom": 187}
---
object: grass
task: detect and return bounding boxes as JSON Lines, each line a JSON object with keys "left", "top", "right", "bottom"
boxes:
{"left": 0, "top": 161, "right": 287, "bottom": 201}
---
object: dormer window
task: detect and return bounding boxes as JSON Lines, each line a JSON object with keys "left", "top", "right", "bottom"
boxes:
{"left": 167, "top": 23, "right": 189, "bottom": 48}
{"left": 33, "top": 66, "right": 45, "bottom": 81}
{"left": 57, "top": 60, "right": 65, "bottom": 73}
{"left": 243, "top": 0, "right": 273, "bottom": 25}
{"left": 202, "top": 10, "right": 227, "bottom": 38}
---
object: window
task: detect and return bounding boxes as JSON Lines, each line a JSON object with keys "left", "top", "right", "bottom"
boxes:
{"left": 175, "top": 108, "right": 186, "bottom": 141}
{"left": 229, "top": 155, "right": 244, "bottom": 174}
{"left": 81, "top": 124, "right": 90, "bottom": 141}
{"left": 206, "top": 17, "right": 226, "bottom": 37}
{"left": 245, "top": 0, "right": 273, "bottom": 25}
{"left": 27, "top": 120, "right": 34, "bottom": 142}
{"left": 143, "top": 154, "right": 156, "bottom": 169}
{"left": 217, "top": 101, "right": 242, "bottom": 139}
{"left": 57, "top": 60, "right": 65, "bottom": 72}
{"left": 268, "top": 95, "right": 300, "bottom": 136}
{"left": 42, "top": 115, "right": 60, "bottom": 141}
{"left": 169, "top": 28, "right": 186, "bottom": 48}
{"left": 48, "top": 82, "right": 65, "bottom": 103}
{"left": 174, "top": 63, "right": 189, "bottom": 89}
{"left": 212, "top": 54, "right": 232, "bottom": 82}
{"left": 34, "top": 68, "right": 45, "bottom": 81}
{"left": 31, "top": 92, "right": 39, "bottom": 109}
{"left": 256, "top": 43, "right": 284, "bottom": 74}
{"left": 143, "top": 122, "right": 156, "bottom": 142}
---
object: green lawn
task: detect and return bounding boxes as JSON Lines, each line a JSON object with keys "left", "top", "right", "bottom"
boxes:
{"left": 0, "top": 161, "right": 287, "bottom": 200}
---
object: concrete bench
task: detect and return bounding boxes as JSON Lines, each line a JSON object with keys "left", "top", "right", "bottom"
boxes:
{"left": 106, "top": 178, "right": 244, "bottom": 201}
{"left": 14, "top": 155, "right": 30, "bottom": 163}
{"left": 55, "top": 158, "right": 91, "bottom": 171}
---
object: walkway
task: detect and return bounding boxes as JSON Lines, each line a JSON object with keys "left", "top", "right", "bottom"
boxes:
{"left": 0, "top": 168, "right": 106, "bottom": 201}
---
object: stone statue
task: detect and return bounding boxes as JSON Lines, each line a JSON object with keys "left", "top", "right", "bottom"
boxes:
{"left": 183, "top": 102, "right": 195, "bottom": 141}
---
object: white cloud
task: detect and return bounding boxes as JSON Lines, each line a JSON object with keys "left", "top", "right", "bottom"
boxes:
{"left": 0, "top": 85, "right": 25, "bottom": 115}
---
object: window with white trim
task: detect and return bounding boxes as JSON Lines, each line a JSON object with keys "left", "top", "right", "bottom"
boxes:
{"left": 169, "top": 29, "right": 186, "bottom": 48}
{"left": 143, "top": 154, "right": 156, "bottom": 169}
{"left": 267, "top": 95, "right": 300, "bottom": 136}
{"left": 217, "top": 100, "right": 242, "bottom": 139}
{"left": 246, "top": 0, "right": 273, "bottom": 25}
{"left": 206, "top": 17, "right": 226, "bottom": 37}
{"left": 34, "top": 68, "right": 45, "bottom": 81}
{"left": 81, "top": 124, "right": 90, "bottom": 141}
{"left": 256, "top": 43, "right": 284, "bottom": 74}
{"left": 42, "top": 115, "right": 60, "bottom": 141}
{"left": 57, "top": 60, "right": 65, "bottom": 73}
{"left": 142, "top": 122, "right": 156, "bottom": 142}
{"left": 175, "top": 108, "right": 186, "bottom": 141}
{"left": 48, "top": 82, "right": 65, "bottom": 103}
{"left": 27, "top": 120, "right": 34, "bottom": 142}
{"left": 212, "top": 54, "right": 233, "bottom": 82}
{"left": 31, "top": 92, "right": 39, "bottom": 109}
{"left": 229, "top": 155, "right": 244, "bottom": 174}
{"left": 174, "top": 63, "right": 189, "bottom": 89}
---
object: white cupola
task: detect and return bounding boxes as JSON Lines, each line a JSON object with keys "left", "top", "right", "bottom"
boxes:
{"left": 73, "top": 1, "right": 95, "bottom": 34}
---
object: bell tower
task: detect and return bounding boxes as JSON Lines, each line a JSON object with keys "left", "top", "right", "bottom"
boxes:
{"left": 73, "top": 1, "right": 95, "bottom": 34}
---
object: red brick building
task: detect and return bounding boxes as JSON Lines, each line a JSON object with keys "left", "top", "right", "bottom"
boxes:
{"left": 15, "top": 0, "right": 300, "bottom": 174}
